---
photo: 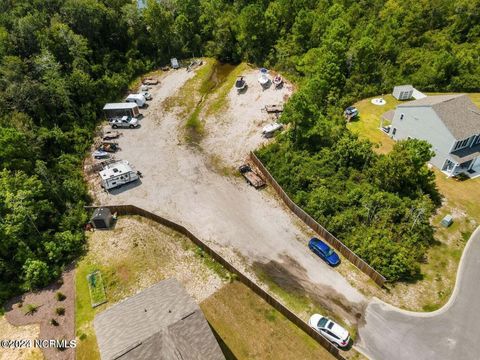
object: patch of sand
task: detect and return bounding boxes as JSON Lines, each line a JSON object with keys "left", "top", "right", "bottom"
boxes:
{"left": 0, "top": 317, "right": 42, "bottom": 360}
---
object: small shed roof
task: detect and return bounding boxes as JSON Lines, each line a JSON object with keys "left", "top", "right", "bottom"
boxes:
{"left": 92, "top": 207, "right": 112, "bottom": 220}
{"left": 103, "top": 103, "right": 138, "bottom": 111}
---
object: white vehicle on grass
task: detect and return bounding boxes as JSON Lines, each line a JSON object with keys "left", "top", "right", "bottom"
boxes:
{"left": 308, "top": 314, "right": 350, "bottom": 348}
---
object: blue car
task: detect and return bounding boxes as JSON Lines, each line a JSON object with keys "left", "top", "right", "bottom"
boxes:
{"left": 308, "top": 238, "right": 340, "bottom": 266}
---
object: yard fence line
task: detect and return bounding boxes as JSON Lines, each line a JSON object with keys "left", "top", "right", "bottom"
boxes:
{"left": 249, "top": 151, "right": 387, "bottom": 287}
{"left": 85, "top": 204, "right": 345, "bottom": 359}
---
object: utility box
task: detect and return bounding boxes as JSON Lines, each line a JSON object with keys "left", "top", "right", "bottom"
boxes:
{"left": 91, "top": 208, "right": 113, "bottom": 229}
{"left": 440, "top": 214, "right": 453, "bottom": 228}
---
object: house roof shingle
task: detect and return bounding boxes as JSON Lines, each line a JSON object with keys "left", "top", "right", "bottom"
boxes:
{"left": 397, "top": 94, "right": 480, "bottom": 139}
{"left": 94, "top": 279, "right": 225, "bottom": 360}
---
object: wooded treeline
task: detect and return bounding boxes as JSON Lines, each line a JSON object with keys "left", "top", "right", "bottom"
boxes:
{"left": 1, "top": 0, "right": 479, "bottom": 300}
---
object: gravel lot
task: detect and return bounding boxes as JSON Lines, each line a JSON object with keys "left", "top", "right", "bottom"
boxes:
{"left": 89, "top": 65, "right": 365, "bottom": 323}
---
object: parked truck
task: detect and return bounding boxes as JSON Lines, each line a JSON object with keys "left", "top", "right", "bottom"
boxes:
{"left": 99, "top": 160, "right": 140, "bottom": 190}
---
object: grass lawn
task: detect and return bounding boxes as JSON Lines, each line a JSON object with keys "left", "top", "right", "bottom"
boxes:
{"left": 201, "top": 281, "right": 336, "bottom": 360}
{"left": 347, "top": 94, "right": 399, "bottom": 154}
{"left": 346, "top": 92, "right": 480, "bottom": 310}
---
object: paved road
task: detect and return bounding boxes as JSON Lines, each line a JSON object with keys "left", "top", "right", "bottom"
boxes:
{"left": 357, "top": 227, "right": 480, "bottom": 360}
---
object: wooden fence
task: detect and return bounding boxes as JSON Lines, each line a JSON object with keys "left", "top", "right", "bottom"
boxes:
{"left": 249, "top": 151, "right": 387, "bottom": 287}
{"left": 86, "top": 204, "right": 345, "bottom": 359}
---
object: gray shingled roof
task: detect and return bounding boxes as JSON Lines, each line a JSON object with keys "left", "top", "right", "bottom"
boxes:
{"left": 94, "top": 279, "right": 225, "bottom": 360}
{"left": 397, "top": 94, "right": 480, "bottom": 139}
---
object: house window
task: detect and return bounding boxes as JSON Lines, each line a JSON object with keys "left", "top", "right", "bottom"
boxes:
{"left": 474, "top": 135, "right": 480, "bottom": 146}
{"left": 453, "top": 137, "right": 473, "bottom": 151}
{"left": 392, "top": 128, "right": 397, "bottom": 135}
{"left": 400, "top": 113, "right": 404, "bottom": 120}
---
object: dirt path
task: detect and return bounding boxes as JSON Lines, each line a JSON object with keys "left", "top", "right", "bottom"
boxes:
{"left": 90, "top": 66, "right": 366, "bottom": 325}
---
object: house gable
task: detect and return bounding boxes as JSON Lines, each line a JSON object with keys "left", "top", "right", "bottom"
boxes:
{"left": 391, "top": 106, "right": 456, "bottom": 169}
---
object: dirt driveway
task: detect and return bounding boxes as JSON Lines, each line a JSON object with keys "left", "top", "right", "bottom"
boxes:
{"left": 90, "top": 65, "right": 366, "bottom": 324}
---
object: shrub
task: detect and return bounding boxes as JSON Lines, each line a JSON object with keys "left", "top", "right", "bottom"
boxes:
{"left": 56, "top": 292, "right": 66, "bottom": 301}
{"left": 24, "top": 304, "right": 39, "bottom": 315}
{"left": 50, "top": 319, "right": 59, "bottom": 326}
{"left": 55, "top": 307, "right": 65, "bottom": 316}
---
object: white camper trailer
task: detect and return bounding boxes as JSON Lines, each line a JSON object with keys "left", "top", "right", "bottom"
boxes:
{"left": 125, "top": 94, "right": 146, "bottom": 107}
{"left": 99, "top": 160, "right": 139, "bottom": 190}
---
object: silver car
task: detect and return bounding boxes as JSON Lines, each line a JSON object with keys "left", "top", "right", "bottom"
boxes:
{"left": 110, "top": 116, "right": 139, "bottom": 129}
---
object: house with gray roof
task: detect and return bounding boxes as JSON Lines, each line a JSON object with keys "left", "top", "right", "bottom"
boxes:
{"left": 94, "top": 279, "right": 225, "bottom": 360}
{"left": 389, "top": 94, "right": 480, "bottom": 177}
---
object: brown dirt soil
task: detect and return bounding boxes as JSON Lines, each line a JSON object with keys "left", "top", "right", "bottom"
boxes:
{"left": 4, "top": 267, "right": 75, "bottom": 360}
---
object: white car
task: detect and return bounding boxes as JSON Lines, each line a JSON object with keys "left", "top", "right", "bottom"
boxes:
{"left": 262, "top": 122, "right": 283, "bottom": 138}
{"left": 110, "top": 116, "right": 139, "bottom": 129}
{"left": 138, "top": 91, "right": 152, "bottom": 100}
{"left": 308, "top": 314, "right": 350, "bottom": 348}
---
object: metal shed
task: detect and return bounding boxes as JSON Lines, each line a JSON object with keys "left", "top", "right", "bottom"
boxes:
{"left": 392, "top": 85, "right": 414, "bottom": 100}
{"left": 91, "top": 207, "right": 113, "bottom": 229}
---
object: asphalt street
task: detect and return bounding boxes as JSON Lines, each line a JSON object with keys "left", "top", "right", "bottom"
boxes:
{"left": 357, "top": 227, "right": 480, "bottom": 360}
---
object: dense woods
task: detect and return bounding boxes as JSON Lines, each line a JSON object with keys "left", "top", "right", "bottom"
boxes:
{"left": 1, "top": 0, "right": 479, "bottom": 300}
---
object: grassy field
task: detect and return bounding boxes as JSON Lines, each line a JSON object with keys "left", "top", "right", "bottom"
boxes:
{"left": 348, "top": 94, "right": 399, "bottom": 154}
{"left": 346, "top": 93, "right": 480, "bottom": 310}
{"left": 75, "top": 216, "right": 338, "bottom": 359}
{"left": 201, "top": 281, "right": 335, "bottom": 360}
